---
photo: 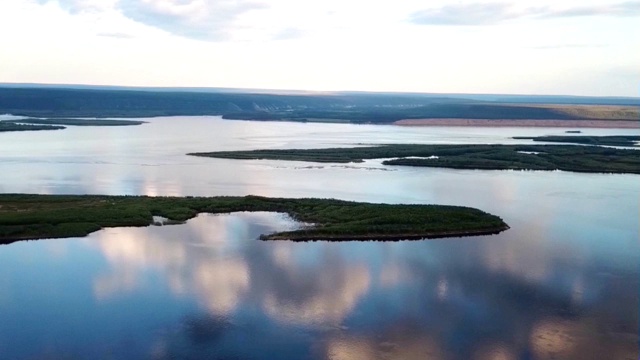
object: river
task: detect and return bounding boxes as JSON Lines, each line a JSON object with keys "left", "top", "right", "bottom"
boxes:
{"left": 0, "top": 116, "right": 638, "bottom": 359}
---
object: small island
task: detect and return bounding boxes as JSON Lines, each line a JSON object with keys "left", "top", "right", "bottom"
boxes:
{"left": 0, "top": 118, "right": 145, "bottom": 132}
{"left": 4, "top": 118, "right": 146, "bottom": 126}
{"left": 512, "top": 135, "right": 640, "bottom": 147}
{"left": 0, "top": 194, "right": 508, "bottom": 244}
{"left": 189, "top": 143, "right": 640, "bottom": 174}
{"left": 0, "top": 122, "right": 65, "bottom": 132}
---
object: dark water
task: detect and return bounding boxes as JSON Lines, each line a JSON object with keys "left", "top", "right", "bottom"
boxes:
{"left": 0, "top": 116, "right": 638, "bottom": 359}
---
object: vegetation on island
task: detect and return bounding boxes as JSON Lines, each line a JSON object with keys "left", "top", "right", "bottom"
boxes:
{"left": 190, "top": 144, "right": 640, "bottom": 174}
{"left": 0, "top": 118, "right": 145, "bottom": 133}
{"left": 0, "top": 122, "right": 65, "bottom": 132}
{"left": 513, "top": 135, "right": 640, "bottom": 147}
{"left": 0, "top": 194, "right": 508, "bottom": 244}
{"left": 2, "top": 118, "right": 145, "bottom": 126}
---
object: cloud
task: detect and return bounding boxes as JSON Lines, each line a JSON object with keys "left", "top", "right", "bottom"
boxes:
{"left": 117, "top": 0, "right": 269, "bottom": 41}
{"left": 37, "top": 0, "right": 117, "bottom": 13}
{"left": 544, "top": 1, "right": 640, "bottom": 18}
{"left": 97, "top": 31, "right": 135, "bottom": 39}
{"left": 410, "top": 1, "right": 640, "bottom": 26}
{"left": 273, "top": 27, "right": 304, "bottom": 41}
{"left": 529, "top": 43, "right": 607, "bottom": 50}
{"left": 36, "top": 0, "right": 271, "bottom": 41}
{"left": 409, "top": 3, "right": 517, "bottom": 26}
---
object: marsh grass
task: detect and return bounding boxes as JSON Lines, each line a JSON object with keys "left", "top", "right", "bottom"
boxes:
{"left": 190, "top": 144, "right": 640, "bottom": 174}
{"left": 0, "top": 194, "right": 508, "bottom": 244}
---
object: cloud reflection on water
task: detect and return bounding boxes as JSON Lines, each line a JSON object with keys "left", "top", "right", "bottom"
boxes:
{"left": 88, "top": 213, "right": 277, "bottom": 313}
{"left": 261, "top": 260, "right": 371, "bottom": 327}
{"left": 82, "top": 203, "right": 637, "bottom": 359}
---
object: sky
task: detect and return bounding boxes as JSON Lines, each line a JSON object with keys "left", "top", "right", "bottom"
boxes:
{"left": 0, "top": 0, "right": 638, "bottom": 96}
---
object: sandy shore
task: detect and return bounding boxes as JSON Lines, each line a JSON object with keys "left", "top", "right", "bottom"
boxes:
{"left": 394, "top": 119, "right": 639, "bottom": 129}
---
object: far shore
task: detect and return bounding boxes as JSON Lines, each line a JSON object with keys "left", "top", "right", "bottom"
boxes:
{"left": 393, "top": 119, "right": 639, "bottom": 129}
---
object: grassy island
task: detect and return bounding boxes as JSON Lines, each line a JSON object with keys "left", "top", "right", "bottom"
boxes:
{"left": 2, "top": 118, "right": 145, "bottom": 126}
{"left": 189, "top": 144, "right": 640, "bottom": 174}
{"left": 513, "top": 135, "right": 640, "bottom": 147}
{"left": 0, "top": 194, "right": 508, "bottom": 244}
{"left": 0, "top": 118, "right": 145, "bottom": 133}
{"left": 0, "top": 122, "right": 65, "bottom": 132}
{"left": 2, "top": 118, "right": 144, "bottom": 127}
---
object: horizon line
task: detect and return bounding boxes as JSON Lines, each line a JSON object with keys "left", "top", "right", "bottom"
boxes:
{"left": 1, "top": 82, "right": 638, "bottom": 100}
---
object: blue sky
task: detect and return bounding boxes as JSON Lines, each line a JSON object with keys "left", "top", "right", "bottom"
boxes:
{"left": 0, "top": 0, "right": 638, "bottom": 96}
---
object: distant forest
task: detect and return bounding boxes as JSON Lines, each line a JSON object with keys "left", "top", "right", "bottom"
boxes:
{"left": 0, "top": 86, "right": 638, "bottom": 123}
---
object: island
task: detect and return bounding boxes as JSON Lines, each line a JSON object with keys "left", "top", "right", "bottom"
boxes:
{"left": 189, "top": 144, "right": 640, "bottom": 174}
{"left": 0, "top": 194, "right": 508, "bottom": 244}
{"left": 512, "top": 135, "right": 640, "bottom": 147}
{"left": 0, "top": 118, "right": 145, "bottom": 132}
{"left": 0, "top": 122, "right": 65, "bottom": 132}
{"left": 2, "top": 118, "right": 145, "bottom": 126}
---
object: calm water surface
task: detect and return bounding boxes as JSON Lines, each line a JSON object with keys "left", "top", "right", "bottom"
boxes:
{"left": 0, "top": 116, "right": 638, "bottom": 359}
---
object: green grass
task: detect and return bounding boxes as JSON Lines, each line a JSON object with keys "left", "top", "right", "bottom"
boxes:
{"left": 3, "top": 118, "right": 145, "bottom": 126}
{"left": 513, "top": 135, "right": 640, "bottom": 147}
{"left": 189, "top": 144, "right": 640, "bottom": 174}
{"left": 0, "top": 194, "right": 508, "bottom": 244}
{"left": 0, "top": 118, "right": 144, "bottom": 133}
{"left": 0, "top": 122, "right": 65, "bottom": 132}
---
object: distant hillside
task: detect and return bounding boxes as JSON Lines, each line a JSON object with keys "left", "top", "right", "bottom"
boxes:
{"left": 0, "top": 86, "right": 637, "bottom": 123}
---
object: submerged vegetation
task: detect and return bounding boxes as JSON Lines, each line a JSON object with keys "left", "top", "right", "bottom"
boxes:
{"left": 513, "top": 135, "right": 640, "bottom": 147}
{"left": 0, "top": 194, "right": 508, "bottom": 244}
{"left": 190, "top": 144, "right": 640, "bottom": 174}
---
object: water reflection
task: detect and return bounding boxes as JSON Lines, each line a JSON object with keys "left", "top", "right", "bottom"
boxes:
{"left": 0, "top": 117, "right": 638, "bottom": 359}
{"left": 89, "top": 213, "right": 298, "bottom": 315}
{"left": 260, "top": 255, "right": 371, "bottom": 327}
{"left": 1, "top": 116, "right": 638, "bottom": 198}
{"left": 16, "top": 211, "right": 618, "bottom": 359}
{"left": 0, "top": 206, "right": 637, "bottom": 359}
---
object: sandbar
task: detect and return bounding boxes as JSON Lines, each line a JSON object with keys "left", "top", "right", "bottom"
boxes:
{"left": 394, "top": 119, "right": 639, "bottom": 128}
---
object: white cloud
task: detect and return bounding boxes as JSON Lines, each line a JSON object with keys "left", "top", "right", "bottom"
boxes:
{"left": 29, "top": 0, "right": 415, "bottom": 42}
{"left": 546, "top": 1, "right": 640, "bottom": 17}
{"left": 0, "top": 0, "right": 638, "bottom": 96}
{"left": 410, "top": 3, "right": 518, "bottom": 25}
{"left": 410, "top": 1, "right": 640, "bottom": 25}
{"left": 96, "top": 31, "right": 136, "bottom": 39}
{"left": 36, "top": 0, "right": 118, "bottom": 13}
{"left": 117, "top": 0, "right": 269, "bottom": 41}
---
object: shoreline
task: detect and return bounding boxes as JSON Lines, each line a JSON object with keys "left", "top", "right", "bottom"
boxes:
{"left": 262, "top": 225, "right": 511, "bottom": 242}
{"left": 393, "top": 119, "right": 639, "bottom": 129}
{"left": 1, "top": 224, "right": 509, "bottom": 244}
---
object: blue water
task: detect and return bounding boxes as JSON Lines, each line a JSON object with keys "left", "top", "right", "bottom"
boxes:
{"left": 0, "top": 117, "right": 637, "bottom": 359}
